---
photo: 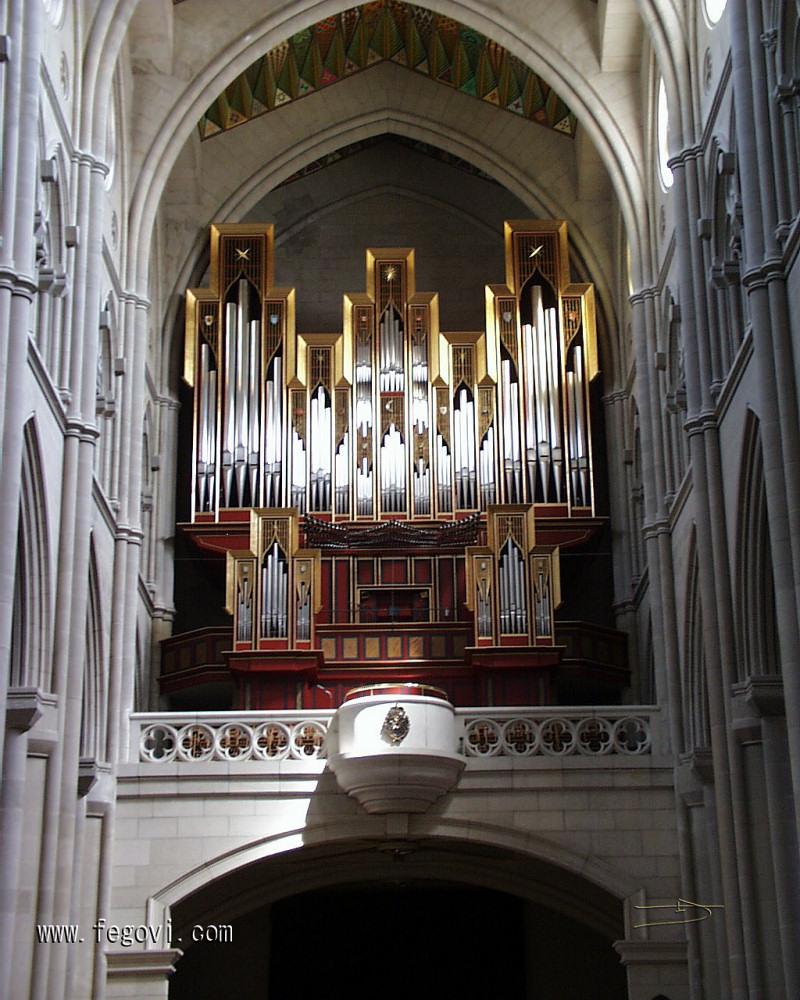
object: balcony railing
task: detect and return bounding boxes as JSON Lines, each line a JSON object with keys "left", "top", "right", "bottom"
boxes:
{"left": 130, "top": 706, "right": 656, "bottom": 764}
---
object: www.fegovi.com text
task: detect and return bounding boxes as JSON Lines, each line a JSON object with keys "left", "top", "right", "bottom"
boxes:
{"left": 36, "top": 920, "right": 232, "bottom": 946}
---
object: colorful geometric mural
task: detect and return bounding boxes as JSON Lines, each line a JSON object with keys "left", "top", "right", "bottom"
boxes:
{"left": 198, "top": 0, "right": 577, "bottom": 140}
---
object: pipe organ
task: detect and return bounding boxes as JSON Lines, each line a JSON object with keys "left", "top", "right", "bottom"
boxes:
{"left": 179, "top": 221, "right": 614, "bottom": 710}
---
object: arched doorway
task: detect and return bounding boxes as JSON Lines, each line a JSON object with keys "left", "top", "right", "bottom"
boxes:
{"left": 166, "top": 840, "right": 627, "bottom": 999}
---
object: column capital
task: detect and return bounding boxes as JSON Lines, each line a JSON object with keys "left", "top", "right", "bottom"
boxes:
{"left": 613, "top": 938, "right": 689, "bottom": 965}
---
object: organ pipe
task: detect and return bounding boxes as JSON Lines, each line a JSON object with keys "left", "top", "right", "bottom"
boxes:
{"left": 355, "top": 326, "right": 373, "bottom": 516}
{"left": 309, "top": 385, "right": 332, "bottom": 511}
{"left": 261, "top": 540, "right": 288, "bottom": 639}
{"left": 263, "top": 353, "right": 283, "bottom": 507}
{"left": 220, "top": 279, "right": 262, "bottom": 507}
{"left": 189, "top": 222, "right": 595, "bottom": 526}
{"left": 499, "top": 538, "right": 527, "bottom": 635}
{"left": 197, "top": 343, "right": 217, "bottom": 512}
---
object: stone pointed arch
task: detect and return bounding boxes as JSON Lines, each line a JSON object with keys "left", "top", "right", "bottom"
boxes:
{"left": 80, "top": 538, "right": 107, "bottom": 761}
{"left": 683, "top": 529, "right": 710, "bottom": 753}
{"left": 123, "top": 0, "right": 657, "bottom": 300}
{"left": 736, "top": 410, "right": 781, "bottom": 679}
{"left": 10, "top": 419, "right": 52, "bottom": 690}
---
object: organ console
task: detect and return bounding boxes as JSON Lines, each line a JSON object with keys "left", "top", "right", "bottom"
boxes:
{"left": 176, "top": 220, "right": 618, "bottom": 710}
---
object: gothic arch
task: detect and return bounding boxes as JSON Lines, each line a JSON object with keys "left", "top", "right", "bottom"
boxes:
{"left": 122, "top": 0, "right": 660, "bottom": 306}
{"left": 683, "top": 531, "right": 710, "bottom": 753}
{"left": 10, "top": 420, "right": 51, "bottom": 690}
{"left": 80, "top": 539, "right": 107, "bottom": 760}
{"left": 736, "top": 411, "right": 780, "bottom": 678}
{"left": 149, "top": 817, "right": 639, "bottom": 935}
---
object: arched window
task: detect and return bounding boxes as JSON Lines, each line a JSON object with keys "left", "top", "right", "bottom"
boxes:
{"left": 703, "top": 0, "right": 727, "bottom": 25}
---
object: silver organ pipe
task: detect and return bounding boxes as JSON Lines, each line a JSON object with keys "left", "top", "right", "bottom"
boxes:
{"left": 412, "top": 331, "right": 430, "bottom": 515}
{"left": 237, "top": 574, "right": 252, "bottom": 643}
{"left": 290, "top": 391, "right": 306, "bottom": 512}
{"left": 478, "top": 424, "right": 495, "bottom": 509}
{"left": 379, "top": 306, "right": 406, "bottom": 514}
{"left": 355, "top": 330, "right": 373, "bottom": 515}
{"left": 499, "top": 539, "right": 527, "bottom": 635}
{"left": 534, "top": 566, "right": 551, "bottom": 638}
{"left": 223, "top": 299, "right": 236, "bottom": 504}
{"left": 436, "top": 431, "right": 451, "bottom": 512}
{"left": 296, "top": 576, "right": 310, "bottom": 640}
{"left": 335, "top": 429, "right": 350, "bottom": 514}
{"left": 501, "top": 356, "right": 522, "bottom": 502}
{"left": 309, "top": 385, "right": 332, "bottom": 511}
{"left": 380, "top": 423, "right": 406, "bottom": 512}
{"left": 453, "top": 387, "right": 476, "bottom": 509}
{"left": 221, "top": 279, "right": 261, "bottom": 507}
{"left": 379, "top": 306, "right": 404, "bottom": 393}
{"left": 291, "top": 430, "right": 306, "bottom": 512}
{"left": 532, "top": 289, "right": 551, "bottom": 500}
{"left": 263, "top": 353, "right": 282, "bottom": 507}
{"left": 247, "top": 317, "right": 260, "bottom": 503}
{"left": 197, "top": 343, "right": 217, "bottom": 512}
{"left": 545, "top": 306, "right": 563, "bottom": 501}
{"left": 569, "top": 344, "right": 591, "bottom": 507}
{"left": 523, "top": 286, "right": 564, "bottom": 503}
{"left": 477, "top": 573, "right": 492, "bottom": 638}
{"left": 261, "top": 541, "right": 288, "bottom": 638}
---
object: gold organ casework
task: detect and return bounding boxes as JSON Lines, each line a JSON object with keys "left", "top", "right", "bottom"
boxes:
{"left": 176, "top": 221, "right": 619, "bottom": 711}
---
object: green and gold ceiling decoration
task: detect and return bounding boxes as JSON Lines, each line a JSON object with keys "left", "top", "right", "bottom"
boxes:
{"left": 199, "top": 0, "right": 577, "bottom": 140}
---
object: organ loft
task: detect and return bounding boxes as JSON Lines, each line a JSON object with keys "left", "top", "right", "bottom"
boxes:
{"left": 163, "top": 221, "right": 628, "bottom": 710}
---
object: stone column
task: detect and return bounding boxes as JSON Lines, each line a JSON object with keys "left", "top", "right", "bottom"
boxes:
{"left": 0, "top": 0, "right": 43, "bottom": 776}
{"left": 104, "top": 951, "right": 183, "bottom": 1000}
{"left": 732, "top": 677, "right": 800, "bottom": 997}
{"left": 613, "top": 939, "right": 689, "bottom": 1000}
{"left": 729, "top": 0, "right": 800, "bottom": 848}
{"left": 0, "top": 689, "right": 50, "bottom": 997}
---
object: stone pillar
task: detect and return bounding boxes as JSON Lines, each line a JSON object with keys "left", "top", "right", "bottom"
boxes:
{"left": 0, "top": 689, "right": 51, "bottom": 997}
{"left": 629, "top": 290, "right": 683, "bottom": 754}
{"left": 104, "top": 950, "right": 183, "bottom": 1000}
{"left": 729, "top": 0, "right": 800, "bottom": 848}
{"left": 613, "top": 939, "right": 689, "bottom": 1000}
{"left": 0, "top": 0, "right": 43, "bottom": 777}
{"left": 732, "top": 677, "right": 800, "bottom": 997}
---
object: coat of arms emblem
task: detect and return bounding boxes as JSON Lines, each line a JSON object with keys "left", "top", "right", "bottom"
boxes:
{"left": 382, "top": 704, "right": 410, "bottom": 744}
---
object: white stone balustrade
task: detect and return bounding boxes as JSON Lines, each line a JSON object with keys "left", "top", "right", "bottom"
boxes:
{"left": 131, "top": 707, "right": 655, "bottom": 764}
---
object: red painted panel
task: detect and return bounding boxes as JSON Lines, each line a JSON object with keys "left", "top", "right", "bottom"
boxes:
{"left": 414, "top": 558, "right": 432, "bottom": 584}
{"left": 335, "top": 559, "right": 350, "bottom": 624}
{"left": 381, "top": 560, "right": 407, "bottom": 584}
{"left": 321, "top": 559, "right": 332, "bottom": 622}
{"left": 357, "top": 559, "right": 374, "bottom": 584}
{"left": 455, "top": 556, "right": 466, "bottom": 620}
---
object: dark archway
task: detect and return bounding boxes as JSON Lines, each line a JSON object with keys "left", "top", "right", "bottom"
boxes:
{"left": 169, "top": 881, "right": 626, "bottom": 999}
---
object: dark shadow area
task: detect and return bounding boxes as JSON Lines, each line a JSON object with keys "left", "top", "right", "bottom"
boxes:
{"left": 169, "top": 869, "right": 626, "bottom": 1000}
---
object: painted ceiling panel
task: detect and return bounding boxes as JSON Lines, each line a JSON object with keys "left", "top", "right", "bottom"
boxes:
{"left": 198, "top": 0, "right": 577, "bottom": 140}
